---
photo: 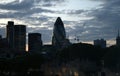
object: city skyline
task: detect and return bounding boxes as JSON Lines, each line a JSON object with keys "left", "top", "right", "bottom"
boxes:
{"left": 0, "top": 0, "right": 119, "bottom": 46}
{"left": 1, "top": 18, "right": 119, "bottom": 50}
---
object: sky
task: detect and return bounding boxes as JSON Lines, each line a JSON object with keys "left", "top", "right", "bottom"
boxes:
{"left": 0, "top": 0, "right": 119, "bottom": 46}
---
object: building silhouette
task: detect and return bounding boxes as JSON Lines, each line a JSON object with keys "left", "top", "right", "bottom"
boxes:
{"left": 14, "top": 25, "right": 26, "bottom": 51}
{"left": 6, "top": 21, "right": 26, "bottom": 51}
{"left": 116, "top": 30, "right": 120, "bottom": 46}
{"left": 28, "top": 33, "right": 43, "bottom": 52}
{"left": 52, "top": 17, "right": 70, "bottom": 49}
{"left": 94, "top": 39, "right": 106, "bottom": 48}
{"left": 6, "top": 21, "right": 14, "bottom": 49}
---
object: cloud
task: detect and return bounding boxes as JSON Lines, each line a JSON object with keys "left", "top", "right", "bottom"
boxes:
{"left": 89, "top": 0, "right": 120, "bottom": 27}
{"left": 79, "top": 0, "right": 120, "bottom": 42}
{"left": 62, "top": 10, "right": 85, "bottom": 15}
{"left": 0, "top": 0, "right": 65, "bottom": 10}
{"left": 0, "top": 0, "right": 65, "bottom": 23}
{"left": 0, "top": 0, "right": 33, "bottom": 10}
{"left": 0, "top": 0, "right": 119, "bottom": 46}
{"left": 0, "top": 0, "right": 64, "bottom": 28}
{"left": 63, "top": 0, "right": 120, "bottom": 44}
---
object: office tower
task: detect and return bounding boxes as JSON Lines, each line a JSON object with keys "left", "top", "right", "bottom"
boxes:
{"left": 116, "top": 30, "right": 120, "bottom": 46}
{"left": 52, "top": 17, "right": 70, "bottom": 49}
{"left": 6, "top": 21, "right": 26, "bottom": 51}
{"left": 6, "top": 21, "right": 14, "bottom": 49}
{"left": 94, "top": 39, "right": 106, "bottom": 48}
{"left": 14, "top": 25, "right": 26, "bottom": 51}
{"left": 28, "top": 33, "right": 43, "bottom": 52}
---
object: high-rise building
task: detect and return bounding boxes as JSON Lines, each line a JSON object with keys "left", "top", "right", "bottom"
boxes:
{"left": 52, "top": 17, "right": 70, "bottom": 49}
{"left": 94, "top": 39, "right": 106, "bottom": 48}
{"left": 116, "top": 30, "right": 120, "bottom": 46}
{"left": 14, "top": 25, "right": 26, "bottom": 51}
{"left": 28, "top": 33, "right": 43, "bottom": 52}
{"left": 6, "top": 21, "right": 14, "bottom": 49}
{"left": 6, "top": 21, "right": 26, "bottom": 51}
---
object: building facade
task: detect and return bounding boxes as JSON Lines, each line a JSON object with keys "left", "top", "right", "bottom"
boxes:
{"left": 28, "top": 33, "right": 43, "bottom": 52}
{"left": 14, "top": 25, "right": 26, "bottom": 51}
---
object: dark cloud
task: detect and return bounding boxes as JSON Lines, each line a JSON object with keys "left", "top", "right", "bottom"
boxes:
{"left": 79, "top": 0, "right": 120, "bottom": 42}
{"left": 0, "top": 0, "right": 58, "bottom": 18}
{"left": 0, "top": 0, "right": 65, "bottom": 10}
{"left": 0, "top": 0, "right": 65, "bottom": 20}
{"left": 89, "top": 0, "right": 120, "bottom": 22}
{"left": 0, "top": 0, "right": 119, "bottom": 45}
{"left": 0, "top": 0, "right": 33, "bottom": 10}
{"left": 0, "top": 0, "right": 64, "bottom": 25}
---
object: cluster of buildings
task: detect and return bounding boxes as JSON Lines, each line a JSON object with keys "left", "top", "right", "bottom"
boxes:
{"left": 0, "top": 21, "right": 26, "bottom": 57}
{"left": 0, "top": 17, "right": 71, "bottom": 57}
{"left": 93, "top": 30, "right": 120, "bottom": 48}
{"left": 0, "top": 17, "right": 120, "bottom": 76}
{"left": 0, "top": 16, "right": 120, "bottom": 57}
